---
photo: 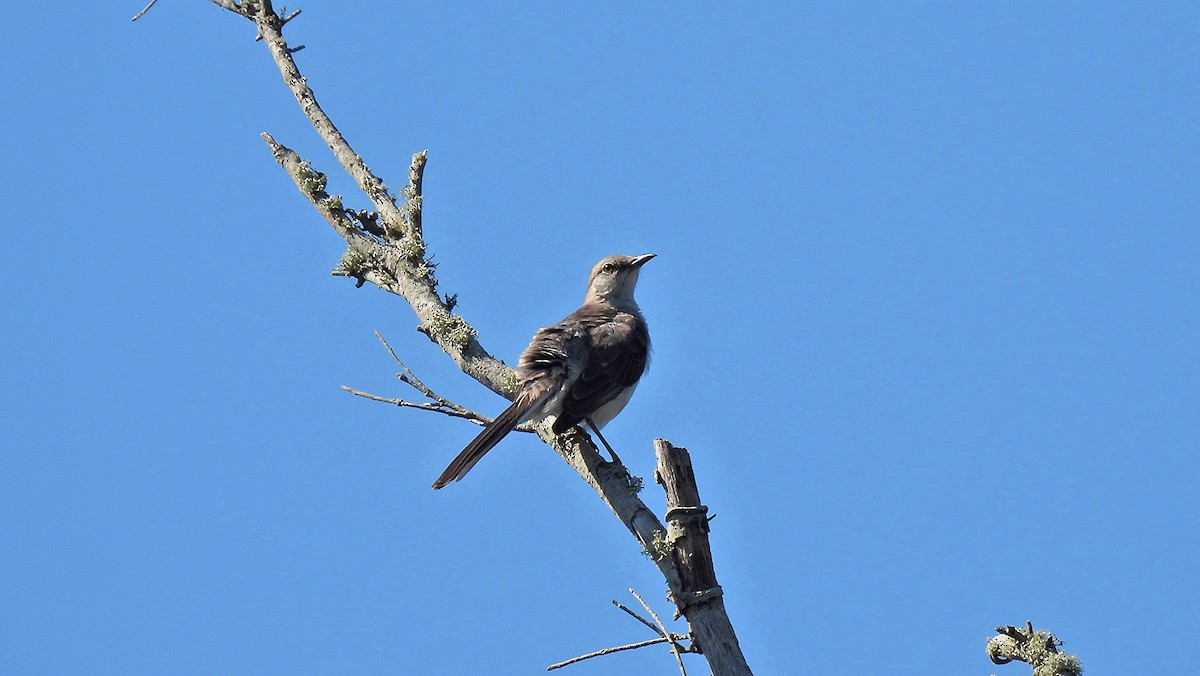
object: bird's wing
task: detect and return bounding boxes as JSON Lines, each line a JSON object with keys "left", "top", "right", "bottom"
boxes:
{"left": 517, "top": 323, "right": 587, "bottom": 393}
{"left": 552, "top": 309, "right": 650, "bottom": 433}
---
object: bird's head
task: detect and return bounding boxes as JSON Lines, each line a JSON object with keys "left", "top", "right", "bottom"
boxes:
{"left": 585, "top": 253, "right": 655, "bottom": 305}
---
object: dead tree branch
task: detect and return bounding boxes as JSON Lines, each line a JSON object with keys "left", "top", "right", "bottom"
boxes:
{"left": 166, "top": 3, "right": 752, "bottom": 673}
{"left": 130, "top": 0, "right": 159, "bottom": 21}
{"left": 655, "top": 439, "right": 750, "bottom": 674}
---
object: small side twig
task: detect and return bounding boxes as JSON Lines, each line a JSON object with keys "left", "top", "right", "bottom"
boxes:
{"left": 374, "top": 332, "right": 457, "bottom": 409}
{"left": 343, "top": 332, "right": 534, "bottom": 432}
{"left": 341, "top": 386, "right": 490, "bottom": 425}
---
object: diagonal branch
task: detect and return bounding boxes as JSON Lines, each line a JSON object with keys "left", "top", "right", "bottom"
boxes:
{"left": 613, "top": 599, "right": 667, "bottom": 636}
{"left": 177, "top": 4, "right": 751, "bottom": 674}
{"left": 248, "top": 2, "right": 407, "bottom": 238}
{"left": 237, "top": 12, "right": 681, "bottom": 601}
{"left": 258, "top": 133, "right": 512, "bottom": 395}
{"left": 130, "top": 0, "right": 159, "bottom": 21}
{"left": 223, "top": 0, "right": 511, "bottom": 397}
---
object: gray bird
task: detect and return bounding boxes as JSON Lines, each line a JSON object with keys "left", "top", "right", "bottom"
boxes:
{"left": 432, "top": 253, "right": 655, "bottom": 489}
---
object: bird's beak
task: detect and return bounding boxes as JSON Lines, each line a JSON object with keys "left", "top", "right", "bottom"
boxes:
{"left": 631, "top": 253, "right": 656, "bottom": 269}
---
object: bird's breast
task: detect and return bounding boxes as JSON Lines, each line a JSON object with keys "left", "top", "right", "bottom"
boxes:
{"left": 587, "top": 382, "right": 640, "bottom": 430}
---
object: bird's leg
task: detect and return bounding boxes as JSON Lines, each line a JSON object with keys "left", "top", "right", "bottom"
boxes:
{"left": 585, "top": 418, "right": 623, "bottom": 465}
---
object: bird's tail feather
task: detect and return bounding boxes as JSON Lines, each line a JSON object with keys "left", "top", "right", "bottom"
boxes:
{"left": 431, "top": 395, "right": 540, "bottom": 489}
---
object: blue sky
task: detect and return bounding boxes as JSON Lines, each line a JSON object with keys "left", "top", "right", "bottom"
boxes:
{"left": 2, "top": 3, "right": 1196, "bottom": 674}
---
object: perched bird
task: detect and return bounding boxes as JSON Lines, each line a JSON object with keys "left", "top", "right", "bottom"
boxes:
{"left": 432, "top": 253, "right": 655, "bottom": 489}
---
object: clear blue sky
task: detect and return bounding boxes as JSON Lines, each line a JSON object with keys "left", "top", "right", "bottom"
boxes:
{"left": 2, "top": 3, "right": 1196, "bottom": 674}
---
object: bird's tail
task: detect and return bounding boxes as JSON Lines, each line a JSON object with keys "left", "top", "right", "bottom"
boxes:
{"left": 431, "top": 395, "right": 539, "bottom": 489}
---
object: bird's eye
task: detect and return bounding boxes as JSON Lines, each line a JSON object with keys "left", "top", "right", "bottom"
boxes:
{"left": 602, "top": 263, "right": 616, "bottom": 273}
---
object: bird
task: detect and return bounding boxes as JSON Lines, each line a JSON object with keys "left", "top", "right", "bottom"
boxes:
{"left": 432, "top": 253, "right": 655, "bottom": 489}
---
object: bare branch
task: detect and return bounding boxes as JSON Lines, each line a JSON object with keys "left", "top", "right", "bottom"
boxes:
{"left": 249, "top": 1, "right": 410, "bottom": 238}
{"left": 257, "top": 132, "right": 512, "bottom": 395}
{"left": 546, "top": 636, "right": 677, "bottom": 672}
{"left": 631, "top": 588, "right": 688, "bottom": 676}
{"left": 547, "top": 593, "right": 696, "bottom": 672}
{"left": 612, "top": 599, "right": 665, "bottom": 637}
{"left": 341, "top": 386, "right": 492, "bottom": 425}
{"left": 173, "top": 7, "right": 752, "bottom": 674}
{"left": 374, "top": 331, "right": 458, "bottom": 407}
{"left": 130, "top": 0, "right": 159, "bottom": 21}
{"left": 655, "top": 440, "right": 751, "bottom": 674}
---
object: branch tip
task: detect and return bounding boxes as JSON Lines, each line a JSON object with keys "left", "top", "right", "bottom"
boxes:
{"left": 131, "top": 0, "right": 159, "bottom": 21}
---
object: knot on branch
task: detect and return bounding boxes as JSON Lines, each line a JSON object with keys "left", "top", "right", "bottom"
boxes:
{"left": 665, "top": 505, "right": 710, "bottom": 532}
{"left": 674, "top": 585, "right": 724, "bottom": 613}
{"left": 987, "top": 621, "right": 1081, "bottom": 676}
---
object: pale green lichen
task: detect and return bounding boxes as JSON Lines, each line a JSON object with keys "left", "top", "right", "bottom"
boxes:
{"left": 320, "top": 194, "right": 343, "bottom": 213}
{"left": 296, "top": 160, "right": 328, "bottom": 196}
{"left": 642, "top": 529, "right": 673, "bottom": 561}
{"left": 1034, "top": 652, "right": 1082, "bottom": 676}
{"left": 395, "top": 232, "right": 427, "bottom": 260}
{"left": 497, "top": 368, "right": 520, "bottom": 397}
{"left": 425, "top": 310, "right": 477, "bottom": 350}
{"left": 339, "top": 249, "right": 366, "bottom": 276}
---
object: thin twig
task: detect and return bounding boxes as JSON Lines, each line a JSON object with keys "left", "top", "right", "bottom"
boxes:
{"left": 631, "top": 588, "right": 687, "bottom": 676}
{"left": 374, "top": 331, "right": 454, "bottom": 406}
{"left": 546, "top": 599, "right": 694, "bottom": 672}
{"left": 341, "top": 386, "right": 492, "bottom": 425}
{"left": 612, "top": 600, "right": 664, "bottom": 637}
{"left": 130, "top": 0, "right": 159, "bottom": 21}
{"left": 360, "top": 332, "right": 535, "bottom": 432}
{"left": 546, "top": 636, "right": 676, "bottom": 671}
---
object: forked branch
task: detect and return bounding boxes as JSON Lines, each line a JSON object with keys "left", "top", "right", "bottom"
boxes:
{"left": 547, "top": 589, "right": 697, "bottom": 673}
